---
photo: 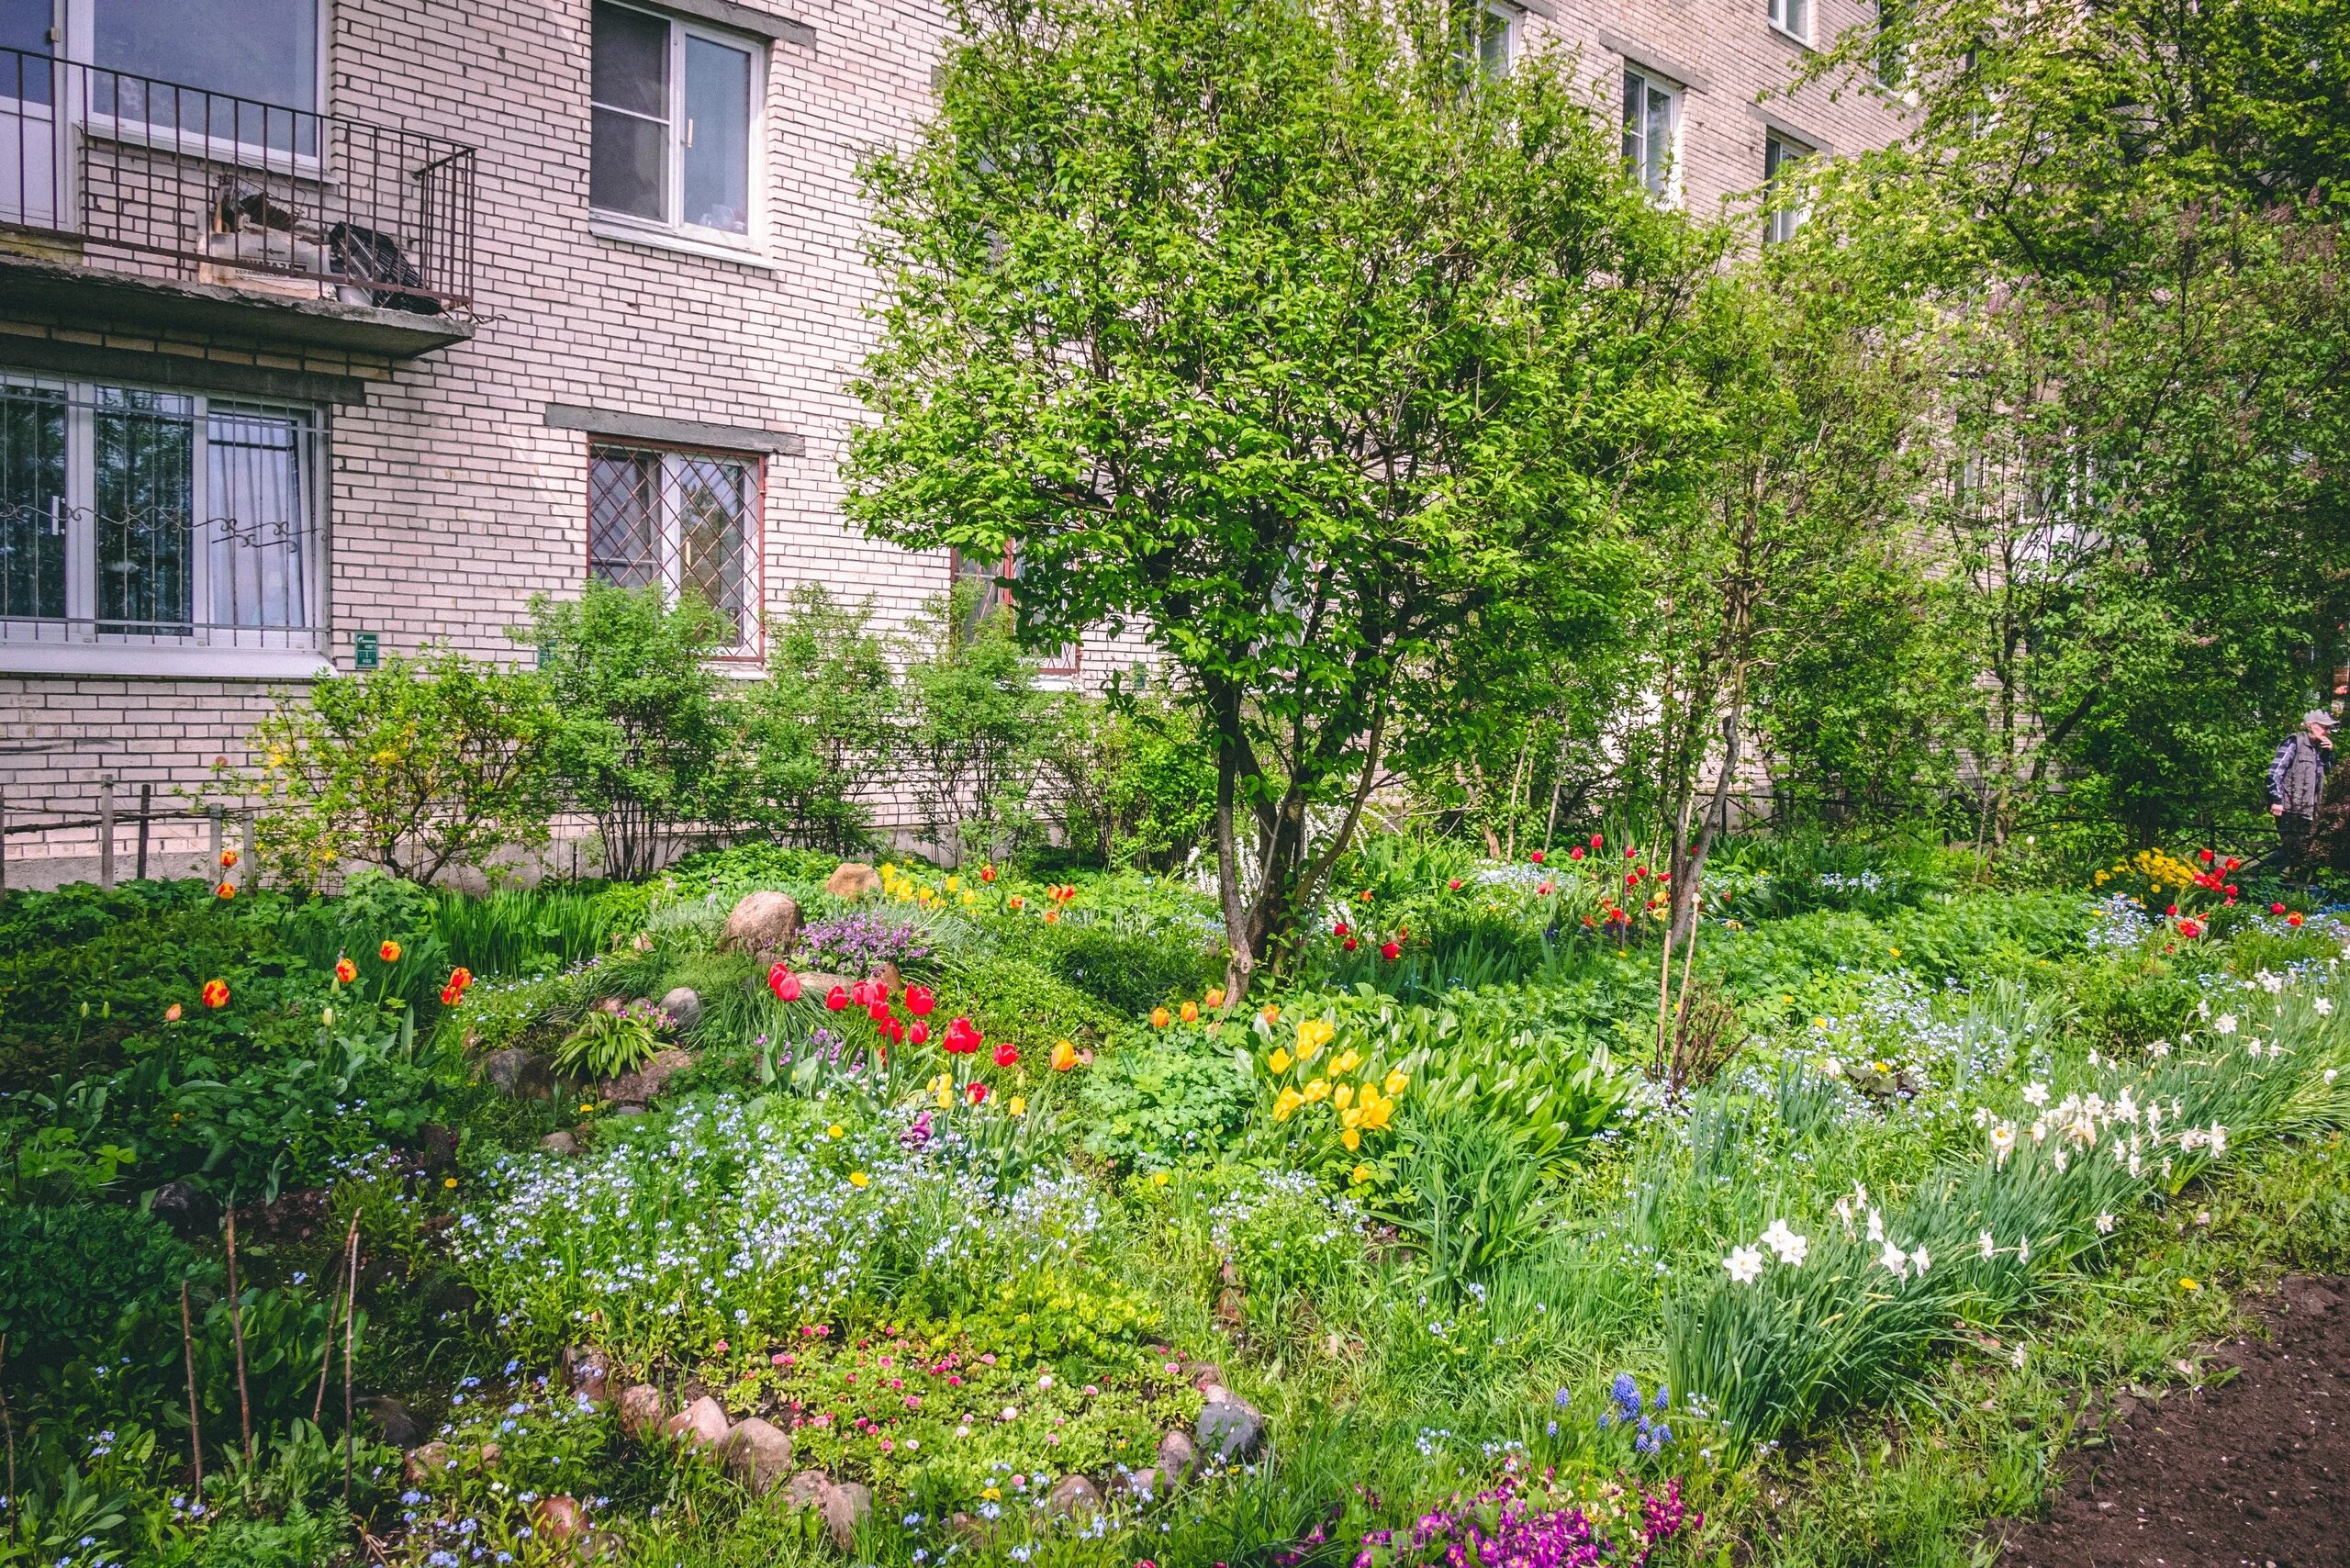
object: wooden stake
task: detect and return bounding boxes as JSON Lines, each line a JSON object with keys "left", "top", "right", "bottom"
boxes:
{"left": 342, "top": 1222, "right": 360, "bottom": 1505}
{"left": 313, "top": 1215, "right": 360, "bottom": 1426}
{"left": 224, "top": 1209, "right": 254, "bottom": 1471}
{"left": 179, "top": 1286, "right": 203, "bottom": 1498}
{"left": 1, "top": 1332, "right": 17, "bottom": 1523}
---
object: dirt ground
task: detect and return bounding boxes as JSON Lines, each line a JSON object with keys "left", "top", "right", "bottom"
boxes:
{"left": 1998, "top": 1274, "right": 2350, "bottom": 1567}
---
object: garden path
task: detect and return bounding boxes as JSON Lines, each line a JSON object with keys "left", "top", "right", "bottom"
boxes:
{"left": 1998, "top": 1275, "right": 2350, "bottom": 1567}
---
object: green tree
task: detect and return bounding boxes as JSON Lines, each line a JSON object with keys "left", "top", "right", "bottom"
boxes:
{"left": 522, "top": 582, "right": 736, "bottom": 880}
{"left": 845, "top": 0, "right": 1716, "bottom": 995}
{"left": 231, "top": 650, "right": 560, "bottom": 889}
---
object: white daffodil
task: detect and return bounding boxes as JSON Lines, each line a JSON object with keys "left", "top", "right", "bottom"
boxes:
{"left": 1724, "top": 1245, "right": 1765, "bottom": 1284}
{"left": 1878, "top": 1240, "right": 1909, "bottom": 1280}
{"left": 2095, "top": 1213, "right": 2116, "bottom": 1234}
{"left": 2022, "top": 1082, "right": 2050, "bottom": 1107}
{"left": 2214, "top": 1014, "right": 2238, "bottom": 1036}
{"left": 1761, "top": 1219, "right": 1809, "bottom": 1266}
{"left": 1909, "top": 1246, "right": 1930, "bottom": 1276}
{"left": 2316, "top": 998, "right": 2334, "bottom": 1016}
{"left": 1978, "top": 1229, "right": 1997, "bottom": 1260}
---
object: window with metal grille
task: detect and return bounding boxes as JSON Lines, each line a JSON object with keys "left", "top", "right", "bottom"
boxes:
{"left": 0, "top": 375, "right": 320, "bottom": 651}
{"left": 588, "top": 440, "right": 760, "bottom": 656}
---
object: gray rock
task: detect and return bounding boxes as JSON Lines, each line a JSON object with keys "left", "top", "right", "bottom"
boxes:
{"left": 1195, "top": 1386, "right": 1266, "bottom": 1463}
{"left": 356, "top": 1394, "right": 423, "bottom": 1449}
{"left": 824, "top": 863, "right": 881, "bottom": 901}
{"left": 1114, "top": 1466, "right": 1161, "bottom": 1503}
{"left": 781, "top": 1469, "right": 832, "bottom": 1511}
{"left": 1183, "top": 1361, "right": 1225, "bottom": 1393}
{"left": 149, "top": 1179, "right": 218, "bottom": 1238}
{"left": 665, "top": 1394, "right": 732, "bottom": 1451}
{"left": 720, "top": 1417, "right": 795, "bottom": 1493}
{"left": 821, "top": 1480, "right": 871, "bottom": 1551}
{"left": 1047, "top": 1473, "right": 1102, "bottom": 1518}
{"left": 721, "top": 890, "right": 803, "bottom": 956}
{"left": 414, "top": 1123, "right": 459, "bottom": 1172}
{"left": 478, "top": 1047, "right": 557, "bottom": 1100}
{"left": 402, "top": 1441, "right": 450, "bottom": 1484}
{"left": 659, "top": 986, "right": 703, "bottom": 1031}
{"left": 540, "top": 1130, "right": 578, "bottom": 1156}
{"left": 560, "top": 1346, "right": 610, "bottom": 1406}
{"left": 601, "top": 1047, "right": 694, "bottom": 1106}
{"left": 1156, "top": 1428, "right": 1198, "bottom": 1487}
{"left": 616, "top": 1383, "right": 666, "bottom": 1441}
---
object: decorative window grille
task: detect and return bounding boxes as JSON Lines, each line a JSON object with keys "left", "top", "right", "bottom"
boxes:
{"left": 587, "top": 439, "right": 761, "bottom": 656}
{"left": 0, "top": 375, "right": 320, "bottom": 649}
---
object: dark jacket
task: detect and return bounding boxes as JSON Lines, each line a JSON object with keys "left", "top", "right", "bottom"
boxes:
{"left": 2269, "top": 732, "right": 2333, "bottom": 817}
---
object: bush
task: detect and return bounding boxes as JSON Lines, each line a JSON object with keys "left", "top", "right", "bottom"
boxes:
{"left": 733, "top": 585, "right": 901, "bottom": 853}
{"left": 1078, "top": 1036, "right": 1255, "bottom": 1169}
{"left": 898, "top": 584, "right": 1048, "bottom": 865}
{"left": 0, "top": 1203, "right": 196, "bottom": 1364}
{"left": 228, "top": 649, "right": 561, "bottom": 889}
{"left": 1033, "top": 689, "right": 1217, "bottom": 870}
{"left": 526, "top": 581, "right": 738, "bottom": 880}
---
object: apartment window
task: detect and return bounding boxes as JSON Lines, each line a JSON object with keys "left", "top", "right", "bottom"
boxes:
{"left": 591, "top": 0, "right": 759, "bottom": 240}
{"left": 1763, "top": 132, "right": 1811, "bottom": 242}
{"left": 949, "top": 544, "right": 1078, "bottom": 675}
{"left": 1874, "top": 0, "right": 1908, "bottom": 86}
{"left": 0, "top": 376, "right": 320, "bottom": 653}
{"left": 92, "top": 0, "right": 321, "bottom": 152}
{"left": 588, "top": 441, "right": 760, "bottom": 654}
{"left": 1620, "top": 68, "right": 1680, "bottom": 200}
{"left": 1452, "top": 1, "right": 1516, "bottom": 81}
{"left": 1766, "top": 0, "right": 1810, "bottom": 44}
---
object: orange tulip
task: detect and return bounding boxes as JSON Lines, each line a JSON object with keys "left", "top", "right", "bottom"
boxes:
{"left": 200, "top": 979, "right": 230, "bottom": 1009}
{"left": 334, "top": 957, "right": 357, "bottom": 984}
{"left": 378, "top": 940, "right": 402, "bottom": 963}
{"left": 1206, "top": 987, "right": 1226, "bottom": 1009}
{"left": 214, "top": 881, "right": 235, "bottom": 900}
{"left": 1151, "top": 1006, "right": 1171, "bottom": 1028}
{"left": 1180, "top": 1001, "right": 1200, "bottom": 1023}
{"left": 1051, "top": 1039, "right": 1080, "bottom": 1071}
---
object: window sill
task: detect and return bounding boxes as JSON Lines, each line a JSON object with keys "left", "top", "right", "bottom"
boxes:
{"left": 589, "top": 218, "right": 779, "bottom": 271}
{"left": 1767, "top": 22, "right": 1816, "bottom": 50}
{"left": 0, "top": 644, "right": 334, "bottom": 679}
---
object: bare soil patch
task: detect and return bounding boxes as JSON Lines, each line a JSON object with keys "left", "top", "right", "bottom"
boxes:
{"left": 1998, "top": 1274, "right": 2350, "bottom": 1568}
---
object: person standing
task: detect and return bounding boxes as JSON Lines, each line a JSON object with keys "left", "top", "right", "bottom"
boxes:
{"left": 2268, "top": 710, "right": 2338, "bottom": 868}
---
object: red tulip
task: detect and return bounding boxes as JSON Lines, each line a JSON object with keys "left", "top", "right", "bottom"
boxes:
{"left": 980, "top": 864, "right": 997, "bottom": 882}
{"left": 886, "top": 1018, "right": 905, "bottom": 1043}
{"left": 2198, "top": 847, "right": 2215, "bottom": 864}
{"left": 2271, "top": 902, "right": 2288, "bottom": 915}
{"left": 1379, "top": 940, "right": 1400, "bottom": 962}
{"left": 851, "top": 980, "right": 876, "bottom": 1006}
{"left": 769, "top": 966, "right": 802, "bottom": 1002}
{"left": 1334, "top": 922, "right": 1349, "bottom": 937}
{"left": 868, "top": 1001, "right": 894, "bottom": 1024}
{"left": 993, "top": 1042, "right": 1019, "bottom": 1069}
{"left": 1529, "top": 850, "right": 1545, "bottom": 865}
{"left": 1538, "top": 881, "right": 1554, "bottom": 895}
{"left": 826, "top": 985, "right": 850, "bottom": 1012}
{"left": 944, "top": 1016, "right": 982, "bottom": 1055}
{"left": 2224, "top": 857, "right": 2242, "bottom": 871}
{"left": 2165, "top": 904, "right": 2178, "bottom": 916}
{"left": 1569, "top": 846, "right": 1584, "bottom": 860}
{"left": 905, "top": 985, "right": 935, "bottom": 1017}
{"left": 2288, "top": 912, "right": 2305, "bottom": 927}
{"left": 910, "top": 1021, "right": 930, "bottom": 1046}
{"left": 1342, "top": 936, "right": 1358, "bottom": 952}
{"left": 1590, "top": 833, "right": 1604, "bottom": 848}
{"left": 2225, "top": 884, "right": 2239, "bottom": 898}
{"left": 1447, "top": 878, "right": 1463, "bottom": 890}
{"left": 2178, "top": 918, "right": 2202, "bottom": 938}
{"left": 967, "top": 1081, "right": 990, "bottom": 1104}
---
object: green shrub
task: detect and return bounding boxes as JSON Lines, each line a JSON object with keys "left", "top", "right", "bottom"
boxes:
{"left": 1033, "top": 918, "right": 1222, "bottom": 1015}
{"left": 2069, "top": 953, "right": 2197, "bottom": 1050}
{"left": 1030, "top": 688, "right": 1217, "bottom": 871}
{"left": 942, "top": 949, "right": 1129, "bottom": 1058}
{"left": 224, "top": 648, "right": 561, "bottom": 890}
{"left": 0, "top": 1203, "right": 196, "bottom": 1364}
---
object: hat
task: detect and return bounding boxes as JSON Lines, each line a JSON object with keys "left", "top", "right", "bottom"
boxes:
{"left": 2307, "top": 710, "right": 2341, "bottom": 729}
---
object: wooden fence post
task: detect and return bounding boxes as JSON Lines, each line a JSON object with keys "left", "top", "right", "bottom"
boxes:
{"left": 209, "top": 805, "right": 223, "bottom": 880}
{"left": 136, "top": 782, "right": 153, "bottom": 881}
{"left": 241, "top": 807, "right": 257, "bottom": 892}
{"left": 98, "top": 775, "right": 116, "bottom": 890}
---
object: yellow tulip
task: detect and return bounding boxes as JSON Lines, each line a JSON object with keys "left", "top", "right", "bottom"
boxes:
{"left": 1268, "top": 1047, "right": 1292, "bottom": 1074}
{"left": 945, "top": 875, "right": 962, "bottom": 892}
{"left": 1302, "top": 1079, "right": 1331, "bottom": 1103}
{"left": 1341, "top": 1127, "right": 1361, "bottom": 1150}
{"left": 1360, "top": 1095, "right": 1393, "bottom": 1132}
{"left": 1349, "top": 1163, "right": 1373, "bottom": 1185}
{"left": 1340, "top": 1103, "right": 1363, "bottom": 1128}
{"left": 1330, "top": 1047, "right": 1361, "bottom": 1076}
{"left": 1271, "top": 1087, "right": 1304, "bottom": 1121}
{"left": 1382, "top": 1070, "right": 1408, "bottom": 1098}
{"left": 1009, "top": 1095, "right": 1026, "bottom": 1117}
{"left": 1334, "top": 1082, "right": 1356, "bottom": 1111}
{"left": 1296, "top": 1018, "right": 1336, "bottom": 1057}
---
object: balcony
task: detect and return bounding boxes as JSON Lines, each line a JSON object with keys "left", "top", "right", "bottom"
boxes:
{"left": 0, "top": 45, "right": 476, "bottom": 358}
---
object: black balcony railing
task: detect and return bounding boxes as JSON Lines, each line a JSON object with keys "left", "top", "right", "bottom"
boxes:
{"left": 0, "top": 45, "right": 476, "bottom": 315}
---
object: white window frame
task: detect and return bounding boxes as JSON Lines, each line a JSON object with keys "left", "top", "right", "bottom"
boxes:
{"left": 588, "top": 0, "right": 767, "bottom": 258}
{"left": 1766, "top": 0, "right": 1812, "bottom": 47}
{"left": 1453, "top": 0, "right": 1517, "bottom": 81}
{"left": 0, "top": 370, "right": 330, "bottom": 678}
{"left": 1763, "top": 131, "right": 1812, "bottom": 242}
{"left": 586, "top": 438, "right": 766, "bottom": 663}
{"left": 63, "top": 0, "right": 330, "bottom": 179}
{"left": 1620, "top": 65, "right": 1683, "bottom": 206}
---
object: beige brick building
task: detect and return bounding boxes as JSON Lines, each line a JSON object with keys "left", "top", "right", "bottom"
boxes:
{"left": 0, "top": 0, "right": 1897, "bottom": 882}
